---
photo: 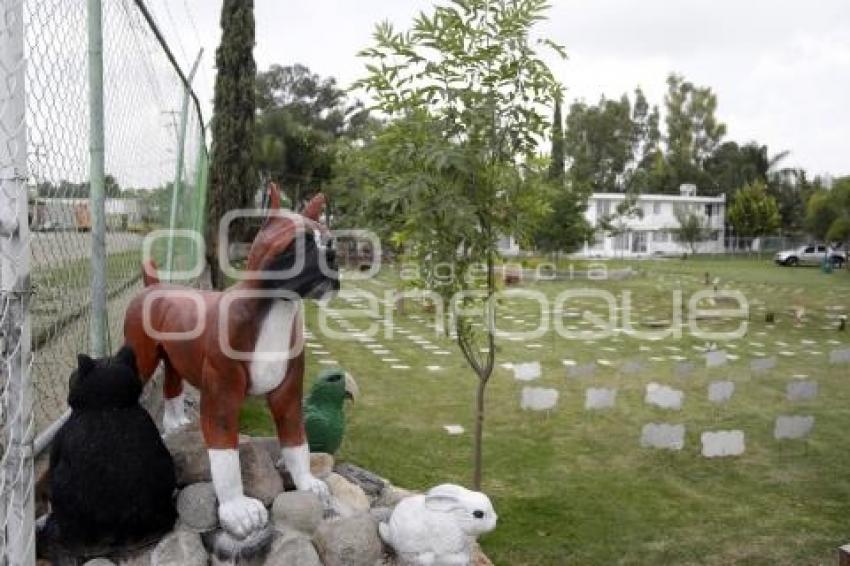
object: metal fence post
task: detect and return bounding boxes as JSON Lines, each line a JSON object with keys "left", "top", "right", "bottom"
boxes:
{"left": 0, "top": 0, "right": 35, "bottom": 562}
{"left": 88, "top": 0, "right": 107, "bottom": 357}
{"left": 165, "top": 49, "right": 203, "bottom": 280}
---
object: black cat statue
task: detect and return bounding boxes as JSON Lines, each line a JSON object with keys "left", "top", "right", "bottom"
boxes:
{"left": 43, "top": 346, "right": 176, "bottom": 558}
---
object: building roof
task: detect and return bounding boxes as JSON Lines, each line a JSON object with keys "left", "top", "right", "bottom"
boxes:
{"left": 589, "top": 192, "right": 726, "bottom": 203}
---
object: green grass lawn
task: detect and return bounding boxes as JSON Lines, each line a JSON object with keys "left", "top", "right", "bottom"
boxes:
{"left": 242, "top": 257, "right": 850, "bottom": 565}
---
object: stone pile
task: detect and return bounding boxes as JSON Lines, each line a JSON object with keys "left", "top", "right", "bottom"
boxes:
{"left": 63, "top": 428, "right": 492, "bottom": 566}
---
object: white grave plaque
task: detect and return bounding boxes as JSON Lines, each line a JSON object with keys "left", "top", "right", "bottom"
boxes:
{"left": 774, "top": 415, "right": 815, "bottom": 440}
{"left": 513, "top": 362, "right": 542, "bottom": 382}
{"left": 640, "top": 423, "right": 685, "bottom": 450}
{"left": 585, "top": 388, "right": 617, "bottom": 410}
{"left": 708, "top": 381, "right": 735, "bottom": 404}
{"left": 701, "top": 430, "right": 745, "bottom": 457}
{"left": 520, "top": 387, "right": 559, "bottom": 411}
{"left": 645, "top": 383, "right": 684, "bottom": 410}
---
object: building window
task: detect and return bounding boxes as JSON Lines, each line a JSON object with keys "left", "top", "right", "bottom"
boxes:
{"left": 705, "top": 204, "right": 713, "bottom": 218}
{"left": 613, "top": 233, "right": 629, "bottom": 251}
{"left": 652, "top": 230, "right": 668, "bottom": 243}
{"left": 653, "top": 202, "right": 661, "bottom": 215}
{"left": 596, "top": 200, "right": 610, "bottom": 218}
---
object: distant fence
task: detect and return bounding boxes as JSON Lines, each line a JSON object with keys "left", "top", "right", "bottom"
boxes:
{"left": 0, "top": 0, "right": 208, "bottom": 562}
{"left": 724, "top": 235, "right": 811, "bottom": 256}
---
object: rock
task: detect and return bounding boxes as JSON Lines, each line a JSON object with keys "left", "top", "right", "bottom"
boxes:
{"left": 313, "top": 514, "right": 382, "bottom": 566}
{"left": 239, "top": 443, "right": 285, "bottom": 506}
{"left": 176, "top": 482, "right": 218, "bottom": 533}
{"left": 84, "top": 560, "right": 116, "bottom": 566}
{"left": 151, "top": 529, "right": 207, "bottom": 566}
{"left": 309, "top": 453, "right": 334, "bottom": 479}
{"left": 374, "top": 486, "right": 415, "bottom": 509}
{"left": 263, "top": 531, "right": 321, "bottom": 566}
{"left": 204, "top": 523, "right": 274, "bottom": 564}
{"left": 249, "top": 437, "right": 280, "bottom": 464}
{"left": 164, "top": 428, "right": 210, "bottom": 486}
{"left": 326, "top": 473, "right": 370, "bottom": 517}
{"left": 114, "top": 544, "right": 155, "bottom": 566}
{"left": 271, "top": 492, "right": 324, "bottom": 535}
{"left": 368, "top": 506, "right": 392, "bottom": 524}
{"left": 333, "top": 463, "right": 387, "bottom": 500}
{"left": 472, "top": 543, "right": 494, "bottom": 566}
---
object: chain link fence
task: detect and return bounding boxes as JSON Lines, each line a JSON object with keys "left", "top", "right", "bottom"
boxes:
{"left": 2, "top": 0, "right": 209, "bottom": 562}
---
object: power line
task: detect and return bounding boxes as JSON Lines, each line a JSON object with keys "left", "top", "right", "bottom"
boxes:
{"left": 158, "top": 0, "right": 190, "bottom": 68}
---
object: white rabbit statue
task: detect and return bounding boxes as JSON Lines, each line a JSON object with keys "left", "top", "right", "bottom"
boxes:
{"left": 379, "top": 484, "right": 497, "bottom": 566}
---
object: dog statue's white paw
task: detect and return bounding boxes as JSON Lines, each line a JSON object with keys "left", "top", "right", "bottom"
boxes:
{"left": 218, "top": 496, "right": 268, "bottom": 539}
{"left": 296, "top": 474, "right": 329, "bottom": 500}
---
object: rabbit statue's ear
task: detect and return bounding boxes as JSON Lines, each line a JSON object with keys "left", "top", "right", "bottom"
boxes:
{"left": 424, "top": 494, "right": 462, "bottom": 513}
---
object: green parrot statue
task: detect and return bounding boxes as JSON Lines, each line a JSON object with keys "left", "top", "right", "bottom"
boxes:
{"left": 304, "top": 368, "right": 359, "bottom": 454}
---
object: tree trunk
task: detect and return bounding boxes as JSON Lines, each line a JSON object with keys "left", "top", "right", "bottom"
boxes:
{"left": 472, "top": 375, "right": 487, "bottom": 489}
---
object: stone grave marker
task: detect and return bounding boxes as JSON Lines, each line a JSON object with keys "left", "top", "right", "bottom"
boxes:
{"left": 513, "top": 362, "right": 541, "bottom": 382}
{"left": 701, "top": 431, "right": 745, "bottom": 457}
{"left": 829, "top": 348, "right": 850, "bottom": 364}
{"left": 708, "top": 381, "right": 735, "bottom": 404}
{"left": 520, "top": 387, "right": 559, "bottom": 411}
{"left": 706, "top": 350, "right": 728, "bottom": 368}
{"left": 567, "top": 362, "right": 596, "bottom": 379}
{"left": 645, "top": 383, "right": 684, "bottom": 410}
{"left": 585, "top": 388, "right": 617, "bottom": 410}
{"left": 750, "top": 356, "right": 777, "bottom": 373}
{"left": 786, "top": 380, "right": 818, "bottom": 402}
{"left": 774, "top": 415, "right": 815, "bottom": 440}
{"left": 640, "top": 423, "right": 685, "bottom": 450}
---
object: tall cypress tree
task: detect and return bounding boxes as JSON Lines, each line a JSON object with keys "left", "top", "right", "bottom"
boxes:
{"left": 206, "top": 0, "right": 258, "bottom": 289}
{"left": 548, "top": 97, "right": 565, "bottom": 182}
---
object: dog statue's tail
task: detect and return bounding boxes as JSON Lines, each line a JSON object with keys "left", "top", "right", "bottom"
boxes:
{"left": 142, "top": 259, "right": 160, "bottom": 287}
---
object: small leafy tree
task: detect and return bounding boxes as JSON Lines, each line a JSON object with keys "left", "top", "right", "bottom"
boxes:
{"left": 356, "top": 0, "right": 563, "bottom": 488}
{"left": 727, "top": 180, "right": 780, "bottom": 243}
{"left": 671, "top": 207, "right": 710, "bottom": 255}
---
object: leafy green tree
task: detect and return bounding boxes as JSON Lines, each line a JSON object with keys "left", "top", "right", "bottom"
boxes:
{"left": 727, "top": 180, "right": 781, "bottom": 241}
{"left": 564, "top": 96, "right": 634, "bottom": 193}
{"left": 671, "top": 207, "right": 711, "bottom": 255}
{"left": 532, "top": 99, "right": 592, "bottom": 256}
{"left": 549, "top": 97, "right": 565, "bottom": 182}
{"left": 207, "top": 0, "right": 258, "bottom": 289}
{"left": 255, "top": 64, "right": 374, "bottom": 207}
{"left": 807, "top": 177, "right": 850, "bottom": 246}
{"left": 355, "top": 0, "right": 563, "bottom": 488}
{"left": 663, "top": 74, "right": 726, "bottom": 192}
{"left": 631, "top": 86, "right": 661, "bottom": 169}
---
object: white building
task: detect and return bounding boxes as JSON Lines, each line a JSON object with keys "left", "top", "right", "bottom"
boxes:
{"left": 581, "top": 185, "right": 726, "bottom": 257}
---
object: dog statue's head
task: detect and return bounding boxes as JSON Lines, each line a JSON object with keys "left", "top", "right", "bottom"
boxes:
{"left": 245, "top": 184, "right": 340, "bottom": 300}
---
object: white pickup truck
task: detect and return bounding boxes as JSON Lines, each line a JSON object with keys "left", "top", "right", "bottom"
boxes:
{"left": 774, "top": 244, "right": 846, "bottom": 268}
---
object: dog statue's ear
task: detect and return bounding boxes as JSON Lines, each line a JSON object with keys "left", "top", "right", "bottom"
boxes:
{"left": 268, "top": 182, "right": 281, "bottom": 211}
{"left": 77, "top": 353, "right": 96, "bottom": 376}
{"left": 303, "top": 193, "right": 326, "bottom": 221}
{"left": 115, "top": 345, "right": 137, "bottom": 372}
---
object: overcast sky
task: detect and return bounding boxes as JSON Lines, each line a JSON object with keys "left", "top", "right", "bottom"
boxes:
{"left": 154, "top": 0, "right": 850, "bottom": 178}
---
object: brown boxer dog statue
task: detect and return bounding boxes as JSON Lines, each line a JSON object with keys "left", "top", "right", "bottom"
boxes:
{"left": 123, "top": 185, "right": 339, "bottom": 539}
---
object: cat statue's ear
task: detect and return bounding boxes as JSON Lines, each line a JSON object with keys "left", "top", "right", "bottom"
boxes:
{"left": 77, "top": 353, "right": 96, "bottom": 376}
{"left": 115, "top": 345, "right": 137, "bottom": 372}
